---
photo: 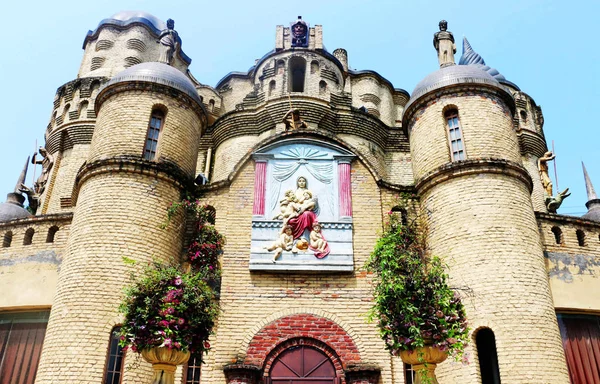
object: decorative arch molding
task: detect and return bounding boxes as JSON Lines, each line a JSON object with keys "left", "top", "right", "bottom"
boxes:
{"left": 226, "top": 130, "right": 383, "bottom": 186}
{"left": 237, "top": 308, "right": 367, "bottom": 361}
{"left": 242, "top": 313, "right": 361, "bottom": 369}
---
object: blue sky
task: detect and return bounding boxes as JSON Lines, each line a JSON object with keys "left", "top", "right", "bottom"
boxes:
{"left": 0, "top": 0, "right": 598, "bottom": 216}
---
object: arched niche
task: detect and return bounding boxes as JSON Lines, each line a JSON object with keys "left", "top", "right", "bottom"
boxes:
{"left": 249, "top": 139, "right": 355, "bottom": 272}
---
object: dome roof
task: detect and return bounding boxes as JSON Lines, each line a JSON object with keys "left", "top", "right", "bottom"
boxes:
{"left": 583, "top": 204, "right": 600, "bottom": 222}
{"left": 0, "top": 199, "right": 31, "bottom": 223}
{"left": 102, "top": 62, "right": 202, "bottom": 106}
{"left": 405, "top": 64, "right": 501, "bottom": 111}
{"left": 99, "top": 11, "right": 166, "bottom": 33}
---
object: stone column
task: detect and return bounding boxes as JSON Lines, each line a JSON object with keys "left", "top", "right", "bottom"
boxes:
{"left": 223, "top": 364, "right": 261, "bottom": 384}
{"left": 337, "top": 158, "right": 353, "bottom": 218}
{"left": 252, "top": 160, "right": 268, "bottom": 216}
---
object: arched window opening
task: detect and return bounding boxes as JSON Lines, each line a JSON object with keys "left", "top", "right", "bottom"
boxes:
{"left": 269, "top": 80, "right": 276, "bottom": 96}
{"left": 476, "top": 328, "right": 501, "bottom": 384}
{"left": 208, "top": 99, "right": 215, "bottom": 113}
{"left": 103, "top": 327, "right": 124, "bottom": 384}
{"left": 319, "top": 80, "right": 327, "bottom": 95}
{"left": 551, "top": 226, "right": 563, "bottom": 245}
{"left": 520, "top": 110, "right": 528, "bottom": 122}
{"left": 183, "top": 353, "right": 202, "bottom": 384}
{"left": 289, "top": 57, "right": 306, "bottom": 92}
{"left": 205, "top": 205, "right": 216, "bottom": 225}
{"left": 576, "top": 230, "right": 585, "bottom": 247}
{"left": 391, "top": 206, "right": 408, "bottom": 226}
{"left": 90, "top": 80, "right": 101, "bottom": 96}
{"left": 269, "top": 345, "right": 336, "bottom": 382}
{"left": 276, "top": 60, "right": 285, "bottom": 75}
{"left": 78, "top": 101, "right": 89, "bottom": 119}
{"left": 310, "top": 60, "right": 320, "bottom": 75}
{"left": 3, "top": 231, "right": 13, "bottom": 248}
{"left": 144, "top": 109, "right": 165, "bottom": 161}
{"left": 445, "top": 108, "right": 466, "bottom": 161}
{"left": 46, "top": 226, "right": 59, "bottom": 243}
{"left": 23, "top": 228, "right": 34, "bottom": 246}
{"left": 62, "top": 104, "right": 71, "bottom": 121}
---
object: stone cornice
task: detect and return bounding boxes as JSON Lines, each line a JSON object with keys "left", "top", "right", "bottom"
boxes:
{"left": 45, "top": 123, "right": 95, "bottom": 154}
{"left": 516, "top": 128, "right": 548, "bottom": 157}
{"left": 0, "top": 213, "right": 73, "bottom": 229}
{"left": 73, "top": 156, "right": 193, "bottom": 205}
{"left": 415, "top": 158, "right": 533, "bottom": 195}
{"left": 536, "top": 211, "right": 600, "bottom": 229}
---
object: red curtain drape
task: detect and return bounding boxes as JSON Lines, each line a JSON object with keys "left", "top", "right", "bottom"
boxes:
{"left": 559, "top": 316, "right": 600, "bottom": 384}
{"left": 0, "top": 322, "right": 47, "bottom": 384}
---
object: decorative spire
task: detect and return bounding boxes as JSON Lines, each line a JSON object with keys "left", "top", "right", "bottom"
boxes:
{"left": 583, "top": 162, "right": 598, "bottom": 201}
{"left": 458, "top": 37, "right": 485, "bottom": 66}
{"left": 13, "top": 156, "right": 29, "bottom": 194}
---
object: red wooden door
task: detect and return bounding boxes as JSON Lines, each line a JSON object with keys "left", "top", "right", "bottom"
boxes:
{"left": 270, "top": 345, "right": 336, "bottom": 384}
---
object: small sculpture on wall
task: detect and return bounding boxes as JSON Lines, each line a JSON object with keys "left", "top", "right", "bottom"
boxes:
{"left": 265, "top": 225, "right": 294, "bottom": 261}
{"left": 31, "top": 147, "right": 54, "bottom": 196}
{"left": 282, "top": 108, "right": 308, "bottom": 130}
{"left": 538, "top": 151, "right": 570, "bottom": 213}
{"left": 158, "top": 18, "right": 180, "bottom": 65}
{"left": 310, "top": 222, "right": 328, "bottom": 253}
{"left": 290, "top": 16, "right": 308, "bottom": 47}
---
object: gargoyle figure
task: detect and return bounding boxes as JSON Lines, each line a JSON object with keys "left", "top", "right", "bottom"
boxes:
{"left": 546, "top": 188, "right": 571, "bottom": 213}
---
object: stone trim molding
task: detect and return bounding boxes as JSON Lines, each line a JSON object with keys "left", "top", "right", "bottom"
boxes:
{"left": 536, "top": 211, "right": 600, "bottom": 229}
{"left": 236, "top": 307, "right": 366, "bottom": 362}
{"left": 73, "top": 156, "right": 193, "bottom": 205}
{"left": 0, "top": 212, "right": 73, "bottom": 229}
{"left": 95, "top": 81, "right": 207, "bottom": 123}
{"left": 415, "top": 158, "right": 533, "bottom": 195}
{"left": 402, "top": 84, "right": 515, "bottom": 133}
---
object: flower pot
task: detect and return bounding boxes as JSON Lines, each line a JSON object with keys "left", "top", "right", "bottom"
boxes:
{"left": 399, "top": 345, "right": 448, "bottom": 384}
{"left": 141, "top": 347, "right": 191, "bottom": 384}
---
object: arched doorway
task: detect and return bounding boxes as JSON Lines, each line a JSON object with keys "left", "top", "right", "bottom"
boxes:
{"left": 268, "top": 345, "right": 338, "bottom": 384}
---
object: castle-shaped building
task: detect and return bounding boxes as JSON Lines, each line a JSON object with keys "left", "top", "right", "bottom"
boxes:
{"left": 0, "top": 11, "right": 599, "bottom": 384}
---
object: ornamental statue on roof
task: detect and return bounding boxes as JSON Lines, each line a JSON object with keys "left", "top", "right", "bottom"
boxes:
{"left": 158, "top": 18, "right": 180, "bottom": 65}
{"left": 291, "top": 16, "right": 309, "bottom": 47}
{"left": 433, "top": 20, "right": 456, "bottom": 68}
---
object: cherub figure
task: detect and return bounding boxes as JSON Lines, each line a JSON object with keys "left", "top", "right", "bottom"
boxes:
{"left": 273, "top": 190, "right": 299, "bottom": 221}
{"left": 265, "top": 225, "right": 294, "bottom": 262}
{"left": 282, "top": 191, "right": 316, "bottom": 226}
{"left": 310, "top": 222, "right": 327, "bottom": 252}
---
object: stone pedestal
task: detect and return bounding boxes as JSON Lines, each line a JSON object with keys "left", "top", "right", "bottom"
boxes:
{"left": 400, "top": 346, "right": 447, "bottom": 384}
{"left": 224, "top": 364, "right": 261, "bottom": 384}
{"left": 141, "top": 347, "right": 190, "bottom": 384}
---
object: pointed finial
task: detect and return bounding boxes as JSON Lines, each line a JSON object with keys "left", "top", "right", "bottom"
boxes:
{"left": 13, "top": 156, "right": 29, "bottom": 194}
{"left": 458, "top": 36, "right": 485, "bottom": 65}
{"left": 582, "top": 162, "right": 598, "bottom": 201}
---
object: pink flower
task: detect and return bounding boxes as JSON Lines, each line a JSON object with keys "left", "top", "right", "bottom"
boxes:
{"left": 174, "top": 276, "right": 182, "bottom": 286}
{"left": 178, "top": 318, "right": 185, "bottom": 325}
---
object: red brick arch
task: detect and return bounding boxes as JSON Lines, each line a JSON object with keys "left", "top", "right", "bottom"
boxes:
{"left": 244, "top": 313, "right": 361, "bottom": 369}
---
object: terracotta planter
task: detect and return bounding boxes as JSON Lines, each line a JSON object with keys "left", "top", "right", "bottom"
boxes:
{"left": 141, "top": 347, "right": 191, "bottom": 384}
{"left": 399, "top": 345, "right": 448, "bottom": 384}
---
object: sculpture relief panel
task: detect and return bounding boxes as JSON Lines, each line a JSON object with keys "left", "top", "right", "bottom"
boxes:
{"left": 250, "top": 140, "right": 354, "bottom": 272}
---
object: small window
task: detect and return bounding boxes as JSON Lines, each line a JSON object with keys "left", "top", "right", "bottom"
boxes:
{"left": 46, "top": 226, "right": 59, "bottom": 243}
{"left": 276, "top": 60, "right": 285, "bottom": 75}
{"left": 143, "top": 110, "right": 164, "bottom": 160}
{"left": 391, "top": 206, "right": 408, "bottom": 226}
{"left": 551, "top": 226, "right": 563, "bottom": 245}
{"left": 104, "top": 327, "right": 124, "bottom": 384}
{"left": 183, "top": 353, "right": 202, "bottom": 384}
{"left": 269, "top": 80, "right": 276, "bottom": 96}
{"left": 576, "top": 230, "right": 585, "bottom": 247}
{"left": 3, "top": 231, "right": 12, "bottom": 247}
{"left": 23, "top": 228, "right": 34, "bottom": 245}
{"left": 63, "top": 104, "right": 71, "bottom": 121}
{"left": 404, "top": 363, "right": 415, "bottom": 384}
{"left": 208, "top": 99, "right": 215, "bottom": 113}
{"left": 476, "top": 328, "right": 501, "bottom": 384}
{"left": 78, "top": 101, "right": 89, "bottom": 119}
{"left": 205, "top": 206, "right": 216, "bottom": 225}
{"left": 520, "top": 110, "right": 527, "bottom": 122}
{"left": 445, "top": 109, "right": 466, "bottom": 161}
{"left": 319, "top": 80, "right": 327, "bottom": 95}
{"left": 289, "top": 57, "right": 306, "bottom": 92}
{"left": 310, "top": 60, "right": 320, "bottom": 75}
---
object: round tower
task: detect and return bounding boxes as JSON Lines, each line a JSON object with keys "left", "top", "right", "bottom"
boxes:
{"left": 402, "top": 57, "right": 570, "bottom": 383}
{"left": 35, "top": 62, "right": 206, "bottom": 383}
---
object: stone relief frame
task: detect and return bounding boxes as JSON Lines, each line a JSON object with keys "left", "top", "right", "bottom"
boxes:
{"left": 250, "top": 139, "right": 354, "bottom": 272}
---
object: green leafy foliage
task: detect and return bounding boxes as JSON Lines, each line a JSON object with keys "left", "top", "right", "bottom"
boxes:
{"left": 365, "top": 208, "right": 469, "bottom": 359}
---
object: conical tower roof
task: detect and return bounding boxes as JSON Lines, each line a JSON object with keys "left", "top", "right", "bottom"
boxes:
{"left": 582, "top": 162, "right": 600, "bottom": 221}
{"left": 458, "top": 37, "right": 519, "bottom": 90}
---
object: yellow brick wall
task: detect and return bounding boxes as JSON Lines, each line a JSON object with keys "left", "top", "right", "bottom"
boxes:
{"left": 539, "top": 216, "right": 600, "bottom": 312}
{"left": 91, "top": 90, "right": 202, "bottom": 177}
{"left": 409, "top": 93, "right": 520, "bottom": 181}
{"left": 45, "top": 144, "right": 90, "bottom": 214}
{"left": 200, "top": 159, "right": 398, "bottom": 383}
